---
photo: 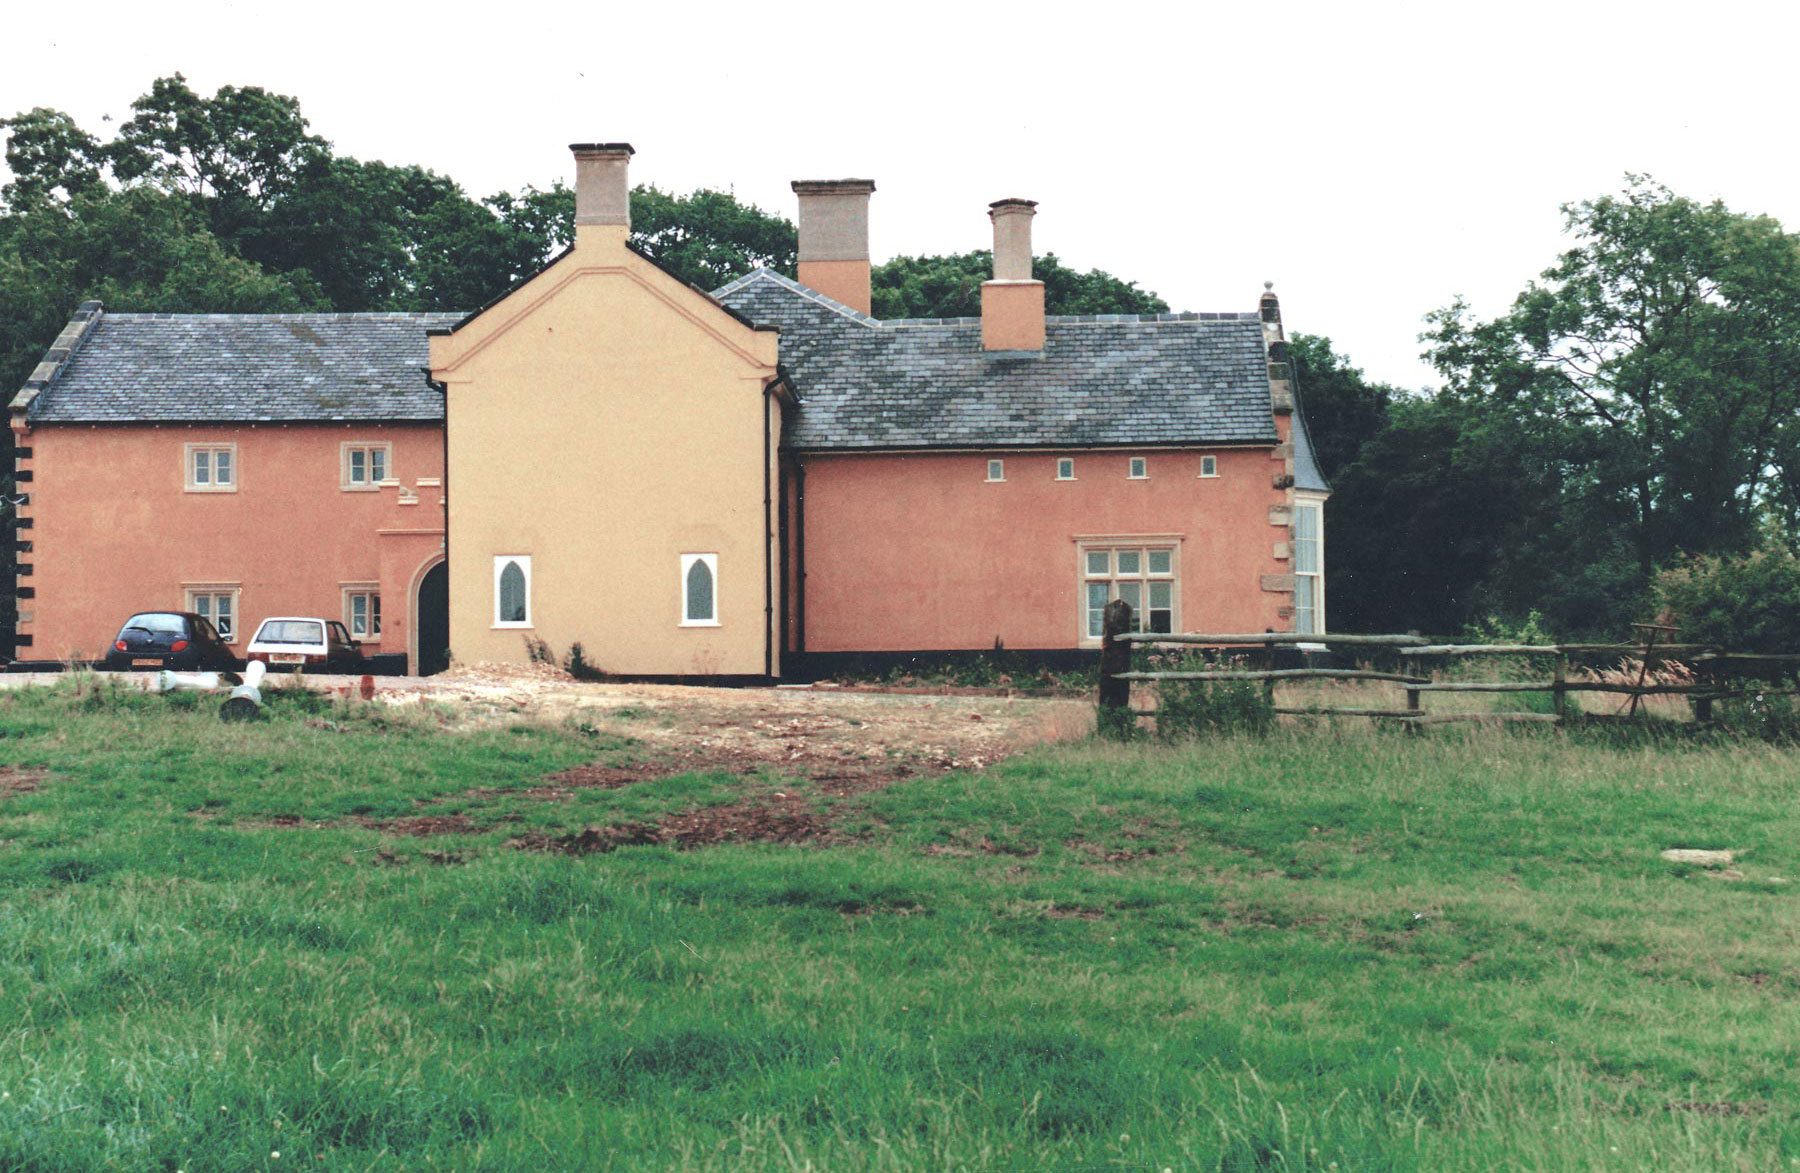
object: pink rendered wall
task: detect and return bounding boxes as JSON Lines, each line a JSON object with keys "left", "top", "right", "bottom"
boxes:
{"left": 798, "top": 447, "right": 1291, "bottom": 653}
{"left": 16, "top": 423, "right": 444, "bottom": 662}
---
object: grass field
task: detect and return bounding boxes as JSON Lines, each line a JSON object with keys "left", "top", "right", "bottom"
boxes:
{"left": 1, "top": 677, "right": 1798, "bottom": 1171}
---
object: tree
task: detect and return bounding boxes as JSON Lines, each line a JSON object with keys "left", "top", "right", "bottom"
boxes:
{"left": 1287, "top": 333, "right": 1400, "bottom": 484}
{"left": 0, "top": 108, "right": 107, "bottom": 209}
{"left": 631, "top": 185, "right": 796, "bottom": 290}
{"left": 871, "top": 251, "right": 1168, "bottom": 319}
{"left": 0, "top": 186, "right": 313, "bottom": 393}
{"left": 110, "top": 74, "right": 325, "bottom": 211}
{"left": 1424, "top": 177, "right": 1800, "bottom": 585}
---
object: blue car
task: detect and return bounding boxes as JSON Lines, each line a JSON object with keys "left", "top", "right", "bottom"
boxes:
{"left": 102, "top": 611, "right": 239, "bottom": 672}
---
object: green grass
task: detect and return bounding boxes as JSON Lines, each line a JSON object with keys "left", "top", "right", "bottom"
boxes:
{"left": 1, "top": 679, "right": 1798, "bottom": 1170}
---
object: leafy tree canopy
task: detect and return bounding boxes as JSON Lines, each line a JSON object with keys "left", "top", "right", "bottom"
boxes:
{"left": 0, "top": 107, "right": 107, "bottom": 208}
{"left": 632, "top": 185, "right": 796, "bottom": 291}
{"left": 872, "top": 250, "right": 1168, "bottom": 319}
{"left": 1424, "top": 176, "right": 1800, "bottom": 581}
{"left": 1286, "top": 333, "right": 1402, "bottom": 485}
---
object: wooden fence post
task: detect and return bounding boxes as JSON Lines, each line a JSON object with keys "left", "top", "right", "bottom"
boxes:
{"left": 1097, "top": 600, "right": 1134, "bottom": 718}
{"left": 1552, "top": 650, "right": 1567, "bottom": 723}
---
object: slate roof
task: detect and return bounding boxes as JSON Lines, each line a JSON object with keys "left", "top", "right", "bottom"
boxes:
{"left": 1291, "top": 393, "right": 1329, "bottom": 494}
{"left": 17, "top": 310, "right": 461, "bottom": 423}
{"left": 16, "top": 275, "right": 1323, "bottom": 482}
{"left": 712, "top": 269, "right": 1281, "bottom": 452}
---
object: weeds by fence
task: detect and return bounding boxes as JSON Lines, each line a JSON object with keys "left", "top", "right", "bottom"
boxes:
{"left": 1094, "top": 601, "right": 1800, "bottom": 738}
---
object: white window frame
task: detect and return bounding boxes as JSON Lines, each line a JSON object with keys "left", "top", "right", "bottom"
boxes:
{"left": 493, "top": 556, "right": 532, "bottom": 629}
{"left": 184, "top": 443, "right": 238, "bottom": 493}
{"left": 1076, "top": 538, "right": 1180, "bottom": 645}
{"left": 1128, "top": 456, "right": 1148, "bottom": 479}
{"left": 1199, "top": 455, "right": 1218, "bottom": 478}
{"left": 1055, "top": 457, "right": 1075, "bottom": 480}
{"left": 1293, "top": 495, "right": 1326, "bottom": 635}
{"left": 341, "top": 584, "right": 381, "bottom": 640}
{"left": 985, "top": 458, "right": 1006, "bottom": 482}
{"left": 184, "top": 583, "right": 241, "bottom": 643}
{"left": 680, "top": 553, "right": 720, "bottom": 627}
{"left": 340, "top": 442, "right": 394, "bottom": 491}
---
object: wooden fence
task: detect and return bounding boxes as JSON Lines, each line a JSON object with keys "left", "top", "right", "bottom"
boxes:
{"left": 1094, "top": 601, "right": 1800, "bottom": 730}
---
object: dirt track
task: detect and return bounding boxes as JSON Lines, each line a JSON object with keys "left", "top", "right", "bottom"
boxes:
{"left": 376, "top": 663, "right": 1093, "bottom": 781}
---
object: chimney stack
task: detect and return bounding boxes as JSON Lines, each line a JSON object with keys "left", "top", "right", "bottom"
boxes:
{"left": 792, "top": 179, "right": 877, "bottom": 315}
{"left": 570, "top": 143, "right": 634, "bottom": 237}
{"left": 981, "top": 199, "right": 1045, "bottom": 351}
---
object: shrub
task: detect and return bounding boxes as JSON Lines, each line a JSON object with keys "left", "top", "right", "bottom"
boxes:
{"left": 1145, "top": 650, "right": 1274, "bottom": 740}
{"left": 1094, "top": 703, "right": 1138, "bottom": 741}
{"left": 1462, "top": 609, "right": 1556, "bottom": 646}
{"left": 1156, "top": 675, "right": 1275, "bottom": 739}
{"left": 564, "top": 642, "right": 606, "bottom": 681}
{"left": 1655, "top": 546, "right": 1800, "bottom": 653}
{"left": 1716, "top": 689, "right": 1800, "bottom": 743}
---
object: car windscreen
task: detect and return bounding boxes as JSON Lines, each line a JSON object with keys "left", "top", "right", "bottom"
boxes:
{"left": 121, "top": 613, "right": 187, "bottom": 635}
{"left": 256, "top": 621, "right": 325, "bottom": 644}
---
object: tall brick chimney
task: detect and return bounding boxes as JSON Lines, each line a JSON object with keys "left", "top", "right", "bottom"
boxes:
{"left": 981, "top": 198, "right": 1045, "bottom": 351}
{"left": 570, "top": 143, "right": 634, "bottom": 240}
{"left": 792, "top": 179, "right": 876, "bottom": 315}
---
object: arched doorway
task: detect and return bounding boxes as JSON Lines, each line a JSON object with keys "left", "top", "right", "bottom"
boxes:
{"left": 414, "top": 561, "right": 449, "bottom": 675}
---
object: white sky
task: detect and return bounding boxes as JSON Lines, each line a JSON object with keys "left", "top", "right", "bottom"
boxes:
{"left": 7, "top": 0, "right": 1799, "bottom": 390}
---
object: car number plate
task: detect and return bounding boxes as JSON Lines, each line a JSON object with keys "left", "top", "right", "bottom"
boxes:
{"left": 271, "top": 653, "right": 305, "bottom": 663}
{"left": 132, "top": 658, "right": 164, "bottom": 666}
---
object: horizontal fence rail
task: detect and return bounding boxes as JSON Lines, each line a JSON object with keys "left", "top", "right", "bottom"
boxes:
{"left": 1095, "top": 603, "right": 1799, "bottom": 731}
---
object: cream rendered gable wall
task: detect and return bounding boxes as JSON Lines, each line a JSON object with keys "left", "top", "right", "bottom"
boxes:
{"left": 430, "top": 224, "right": 782, "bottom": 675}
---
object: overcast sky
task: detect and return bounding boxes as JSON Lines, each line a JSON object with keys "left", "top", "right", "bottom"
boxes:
{"left": 8, "top": 0, "right": 1799, "bottom": 390}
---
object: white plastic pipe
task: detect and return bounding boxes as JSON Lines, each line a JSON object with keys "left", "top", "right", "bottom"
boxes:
{"left": 154, "top": 670, "right": 227, "bottom": 693}
{"left": 220, "top": 659, "right": 268, "bottom": 721}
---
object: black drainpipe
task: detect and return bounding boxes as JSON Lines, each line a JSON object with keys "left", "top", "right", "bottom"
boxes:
{"left": 795, "top": 459, "right": 806, "bottom": 656}
{"left": 426, "top": 368, "right": 449, "bottom": 678}
{"left": 763, "top": 380, "right": 774, "bottom": 680}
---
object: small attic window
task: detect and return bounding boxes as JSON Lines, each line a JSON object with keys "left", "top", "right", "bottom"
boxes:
{"left": 186, "top": 443, "right": 237, "bottom": 493}
{"left": 1128, "top": 456, "right": 1148, "bottom": 479}
{"left": 986, "top": 459, "right": 1005, "bottom": 482}
{"left": 1199, "top": 455, "right": 1218, "bottom": 478}
{"left": 1056, "top": 458, "right": 1075, "bottom": 480}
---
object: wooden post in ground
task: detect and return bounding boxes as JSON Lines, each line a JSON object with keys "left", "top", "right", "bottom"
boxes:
{"left": 1098, "top": 600, "right": 1134, "bottom": 720}
{"left": 1552, "top": 649, "right": 1567, "bottom": 724}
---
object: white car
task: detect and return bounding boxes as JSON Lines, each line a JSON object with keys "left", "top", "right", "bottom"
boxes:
{"left": 245, "top": 616, "right": 366, "bottom": 672}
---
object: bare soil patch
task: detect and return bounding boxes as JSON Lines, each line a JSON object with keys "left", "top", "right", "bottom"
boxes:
{"left": 366, "top": 813, "right": 491, "bottom": 837}
{"left": 1664, "top": 1101, "right": 1767, "bottom": 1117}
{"left": 374, "top": 665, "right": 1088, "bottom": 775}
{"left": 1066, "top": 838, "right": 1163, "bottom": 864}
{"left": 0, "top": 765, "right": 45, "bottom": 799}
{"left": 269, "top": 668, "right": 1088, "bottom": 853}
{"left": 514, "top": 795, "right": 836, "bottom": 855}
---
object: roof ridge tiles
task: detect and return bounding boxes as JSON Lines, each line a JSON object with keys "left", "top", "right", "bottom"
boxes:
{"left": 103, "top": 311, "right": 466, "bottom": 322}
{"left": 710, "top": 268, "right": 881, "bottom": 327}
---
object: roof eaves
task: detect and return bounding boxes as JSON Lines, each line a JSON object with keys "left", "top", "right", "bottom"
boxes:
{"left": 789, "top": 435, "right": 1282, "bottom": 455}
